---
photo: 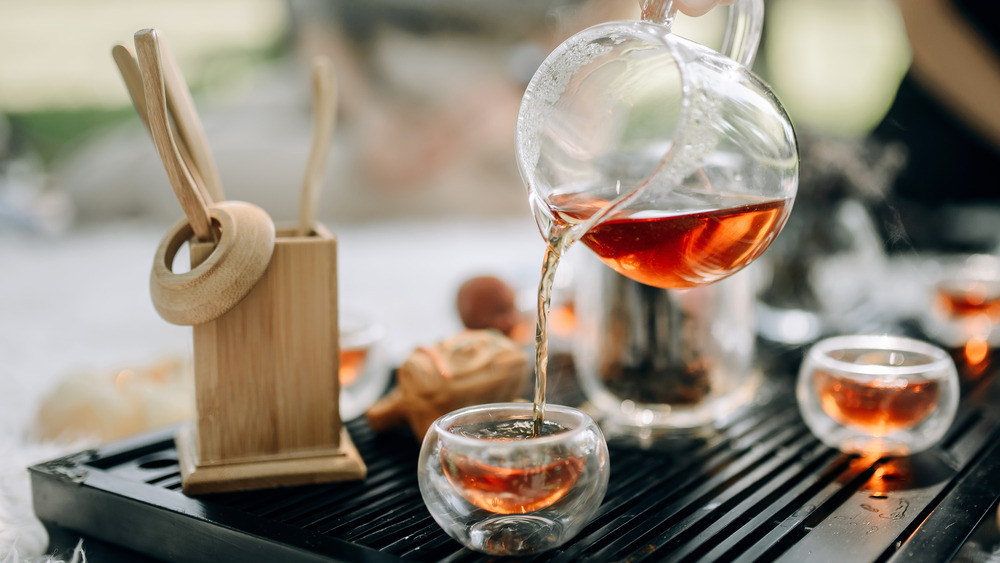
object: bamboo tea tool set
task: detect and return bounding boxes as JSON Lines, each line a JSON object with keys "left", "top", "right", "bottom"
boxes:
{"left": 114, "top": 29, "right": 365, "bottom": 494}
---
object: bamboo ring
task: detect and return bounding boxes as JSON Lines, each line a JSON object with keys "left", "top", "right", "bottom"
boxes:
{"left": 150, "top": 201, "right": 275, "bottom": 326}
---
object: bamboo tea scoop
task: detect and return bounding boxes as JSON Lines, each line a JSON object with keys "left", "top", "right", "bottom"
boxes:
{"left": 135, "top": 30, "right": 212, "bottom": 241}
{"left": 112, "top": 43, "right": 214, "bottom": 207}
{"left": 156, "top": 33, "right": 225, "bottom": 203}
{"left": 111, "top": 44, "right": 148, "bottom": 131}
{"left": 136, "top": 28, "right": 275, "bottom": 326}
{"left": 297, "top": 57, "right": 337, "bottom": 236}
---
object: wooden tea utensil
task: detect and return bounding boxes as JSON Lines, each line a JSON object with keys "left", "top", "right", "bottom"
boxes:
{"left": 112, "top": 43, "right": 213, "bottom": 207}
{"left": 135, "top": 31, "right": 212, "bottom": 241}
{"left": 136, "top": 28, "right": 275, "bottom": 326}
{"left": 157, "top": 33, "right": 225, "bottom": 203}
{"left": 112, "top": 44, "right": 148, "bottom": 132}
{"left": 297, "top": 57, "right": 337, "bottom": 237}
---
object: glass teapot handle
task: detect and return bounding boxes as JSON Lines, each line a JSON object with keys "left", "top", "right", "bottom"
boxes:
{"left": 639, "top": 0, "right": 764, "bottom": 67}
{"left": 720, "top": 0, "right": 764, "bottom": 67}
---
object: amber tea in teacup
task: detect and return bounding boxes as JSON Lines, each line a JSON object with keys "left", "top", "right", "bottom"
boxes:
{"left": 440, "top": 419, "right": 584, "bottom": 514}
{"left": 812, "top": 351, "right": 942, "bottom": 436}
{"left": 797, "top": 335, "right": 959, "bottom": 456}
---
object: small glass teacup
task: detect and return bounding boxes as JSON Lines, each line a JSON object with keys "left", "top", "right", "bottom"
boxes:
{"left": 796, "top": 335, "right": 959, "bottom": 456}
{"left": 338, "top": 310, "right": 388, "bottom": 421}
{"left": 418, "top": 403, "right": 609, "bottom": 556}
{"left": 922, "top": 254, "right": 1000, "bottom": 350}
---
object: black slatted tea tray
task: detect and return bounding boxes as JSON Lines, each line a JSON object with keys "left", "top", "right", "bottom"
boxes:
{"left": 30, "top": 356, "right": 1000, "bottom": 562}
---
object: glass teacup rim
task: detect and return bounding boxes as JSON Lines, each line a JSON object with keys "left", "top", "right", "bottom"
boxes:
{"left": 432, "top": 402, "right": 592, "bottom": 449}
{"left": 806, "top": 334, "right": 954, "bottom": 378}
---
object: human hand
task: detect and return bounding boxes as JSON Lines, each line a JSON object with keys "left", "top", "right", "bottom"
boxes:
{"left": 673, "top": 0, "right": 735, "bottom": 17}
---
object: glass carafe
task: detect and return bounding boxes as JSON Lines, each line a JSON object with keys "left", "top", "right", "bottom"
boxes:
{"left": 516, "top": 0, "right": 798, "bottom": 280}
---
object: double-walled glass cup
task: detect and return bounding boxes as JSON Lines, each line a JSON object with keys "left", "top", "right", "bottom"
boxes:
{"left": 338, "top": 310, "right": 388, "bottom": 421}
{"left": 796, "top": 335, "right": 959, "bottom": 456}
{"left": 923, "top": 254, "right": 1000, "bottom": 348}
{"left": 418, "top": 403, "right": 609, "bottom": 555}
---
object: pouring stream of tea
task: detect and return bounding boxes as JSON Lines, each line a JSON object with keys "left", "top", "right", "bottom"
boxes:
{"left": 530, "top": 178, "right": 651, "bottom": 436}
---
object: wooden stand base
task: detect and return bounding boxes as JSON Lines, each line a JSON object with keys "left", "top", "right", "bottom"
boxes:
{"left": 175, "top": 425, "right": 367, "bottom": 495}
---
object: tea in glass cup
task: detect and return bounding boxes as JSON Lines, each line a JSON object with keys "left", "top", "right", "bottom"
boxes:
{"left": 338, "top": 311, "right": 388, "bottom": 421}
{"left": 418, "top": 403, "right": 608, "bottom": 555}
{"left": 796, "top": 335, "right": 959, "bottom": 456}
{"left": 922, "top": 254, "right": 1000, "bottom": 351}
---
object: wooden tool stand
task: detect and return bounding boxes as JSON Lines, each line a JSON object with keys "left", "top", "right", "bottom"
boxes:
{"left": 175, "top": 224, "right": 366, "bottom": 494}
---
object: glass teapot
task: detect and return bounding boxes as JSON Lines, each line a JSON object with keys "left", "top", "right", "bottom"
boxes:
{"left": 516, "top": 0, "right": 798, "bottom": 289}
